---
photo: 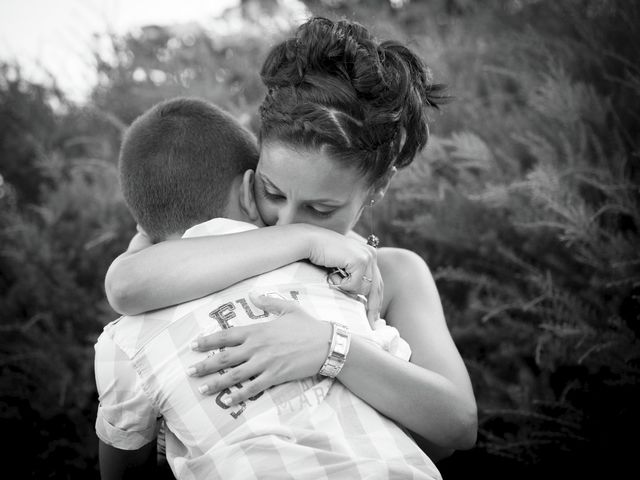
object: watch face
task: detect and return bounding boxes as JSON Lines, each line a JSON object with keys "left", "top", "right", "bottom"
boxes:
{"left": 334, "top": 333, "right": 349, "bottom": 357}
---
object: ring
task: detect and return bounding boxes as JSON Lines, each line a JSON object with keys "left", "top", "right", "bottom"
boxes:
{"left": 362, "top": 275, "right": 372, "bottom": 283}
{"left": 327, "top": 267, "right": 351, "bottom": 286}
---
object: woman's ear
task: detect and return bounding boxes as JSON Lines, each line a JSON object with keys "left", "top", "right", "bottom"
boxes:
{"left": 370, "top": 166, "right": 397, "bottom": 204}
{"left": 239, "top": 169, "right": 264, "bottom": 225}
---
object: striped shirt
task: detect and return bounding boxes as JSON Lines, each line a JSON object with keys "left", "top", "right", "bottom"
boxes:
{"left": 94, "top": 218, "right": 440, "bottom": 479}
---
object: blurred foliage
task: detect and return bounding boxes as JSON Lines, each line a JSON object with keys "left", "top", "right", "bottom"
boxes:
{"left": 1, "top": 0, "right": 638, "bottom": 478}
{"left": 0, "top": 66, "right": 134, "bottom": 478}
{"left": 362, "top": 0, "right": 640, "bottom": 478}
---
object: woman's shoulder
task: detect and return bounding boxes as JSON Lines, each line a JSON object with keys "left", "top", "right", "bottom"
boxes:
{"left": 377, "top": 246, "right": 430, "bottom": 275}
{"left": 377, "top": 247, "right": 436, "bottom": 315}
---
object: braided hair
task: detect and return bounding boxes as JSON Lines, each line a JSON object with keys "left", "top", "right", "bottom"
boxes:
{"left": 259, "top": 16, "right": 445, "bottom": 185}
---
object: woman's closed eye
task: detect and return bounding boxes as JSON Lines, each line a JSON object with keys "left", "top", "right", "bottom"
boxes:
{"left": 307, "top": 204, "right": 336, "bottom": 218}
{"left": 261, "top": 187, "right": 336, "bottom": 217}
{"left": 262, "top": 188, "right": 285, "bottom": 201}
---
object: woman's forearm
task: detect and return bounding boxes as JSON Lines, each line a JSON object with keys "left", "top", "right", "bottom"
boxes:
{"left": 347, "top": 247, "right": 478, "bottom": 450}
{"left": 105, "top": 224, "right": 318, "bottom": 315}
{"left": 337, "top": 337, "right": 477, "bottom": 449}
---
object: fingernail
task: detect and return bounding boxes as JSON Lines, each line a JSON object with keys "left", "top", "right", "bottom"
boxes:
{"left": 264, "top": 292, "right": 286, "bottom": 300}
{"left": 198, "top": 384, "right": 209, "bottom": 395}
{"left": 190, "top": 341, "right": 199, "bottom": 350}
{"left": 186, "top": 366, "right": 197, "bottom": 376}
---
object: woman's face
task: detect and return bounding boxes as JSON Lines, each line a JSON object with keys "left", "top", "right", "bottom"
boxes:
{"left": 254, "top": 142, "right": 373, "bottom": 234}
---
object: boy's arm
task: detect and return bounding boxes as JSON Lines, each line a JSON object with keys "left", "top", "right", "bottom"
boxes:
{"left": 99, "top": 440, "right": 157, "bottom": 480}
{"left": 105, "top": 223, "right": 379, "bottom": 317}
{"left": 95, "top": 333, "right": 162, "bottom": 478}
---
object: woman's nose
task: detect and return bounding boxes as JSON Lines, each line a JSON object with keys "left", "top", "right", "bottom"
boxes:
{"left": 274, "top": 205, "right": 298, "bottom": 226}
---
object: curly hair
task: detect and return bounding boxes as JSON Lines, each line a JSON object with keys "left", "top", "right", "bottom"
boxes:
{"left": 259, "top": 16, "right": 446, "bottom": 185}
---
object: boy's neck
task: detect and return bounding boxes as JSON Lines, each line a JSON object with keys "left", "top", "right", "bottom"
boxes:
{"left": 161, "top": 173, "right": 262, "bottom": 242}
{"left": 224, "top": 172, "right": 264, "bottom": 227}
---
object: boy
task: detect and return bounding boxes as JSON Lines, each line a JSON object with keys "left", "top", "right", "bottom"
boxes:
{"left": 94, "top": 98, "right": 433, "bottom": 479}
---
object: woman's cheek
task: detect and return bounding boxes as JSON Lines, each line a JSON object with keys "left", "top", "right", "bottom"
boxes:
{"left": 309, "top": 215, "right": 352, "bottom": 235}
{"left": 255, "top": 199, "right": 278, "bottom": 226}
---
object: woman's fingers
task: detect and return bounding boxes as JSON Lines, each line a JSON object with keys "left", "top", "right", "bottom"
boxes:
{"left": 225, "top": 374, "right": 269, "bottom": 405}
{"left": 190, "top": 344, "right": 271, "bottom": 404}
{"left": 366, "top": 264, "right": 384, "bottom": 327}
{"left": 195, "top": 361, "right": 264, "bottom": 399}
{"left": 191, "top": 326, "right": 247, "bottom": 352}
{"left": 190, "top": 293, "right": 295, "bottom": 355}
{"left": 337, "top": 244, "right": 377, "bottom": 295}
{"left": 187, "top": 345, "right": 249, "bottom": 377}
{"left": 324, "top": 243, "right": 382, "bottom": 325}
{"left": 327, "top": 267, "right": 349, "bottom": 287}
{"left": 248, "top": 292, "right": 299, "bottom": 316}
{"left": 189, "top": 313, "right": 333, "bottom": 404}
{"left": 356, "top": 253, "right": 380, "bottom": 326}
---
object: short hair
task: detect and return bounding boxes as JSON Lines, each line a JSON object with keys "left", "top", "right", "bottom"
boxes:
{"left": 259, "top": 16, "right": 446, "bottom": 185}
{"left": 118, "top": 97, "right": 258, "bottom": 242}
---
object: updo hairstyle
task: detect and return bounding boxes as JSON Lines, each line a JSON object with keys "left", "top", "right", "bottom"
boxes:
{"left": 259, "top": 16, "right": 445, "bottom": 185}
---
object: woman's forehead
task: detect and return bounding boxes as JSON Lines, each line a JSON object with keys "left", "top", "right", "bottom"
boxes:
{"left": 258, "top": 143, "right": 368, "bottom": 200}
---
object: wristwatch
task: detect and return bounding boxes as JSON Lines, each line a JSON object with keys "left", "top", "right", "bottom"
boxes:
{"left": 319, "top": 322, "right": 351, "bottom": 378}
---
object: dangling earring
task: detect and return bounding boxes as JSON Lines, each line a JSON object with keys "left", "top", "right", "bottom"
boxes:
{"left": 366, "top": 199, "right": 379, "bottom": 248}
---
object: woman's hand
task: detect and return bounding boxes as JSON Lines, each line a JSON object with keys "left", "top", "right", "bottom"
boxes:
{"left": 307, "top": 229, "right": 383, "bottom": 325}
{"left": 187, "top": 293, "right": 332, "bottom": 405}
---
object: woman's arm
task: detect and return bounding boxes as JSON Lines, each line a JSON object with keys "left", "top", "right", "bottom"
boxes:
{"left": 188, "top": 247, "right": 476, "bottom": 450}
{"left": 337, "top": 247, "right": 477, "bottom": 448}
{"left": 106, "top": 223, "right": 380, "bottom": 318}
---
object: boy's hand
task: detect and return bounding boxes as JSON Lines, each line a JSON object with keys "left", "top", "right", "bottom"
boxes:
{"left": 307, "top": 230, "right": 382, "bottom": 326}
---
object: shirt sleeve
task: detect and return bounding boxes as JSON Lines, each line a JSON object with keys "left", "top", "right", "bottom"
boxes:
{"left": 94, "top": 332, "right": 160, "bottom": 450}
{"left": 371, "top": 318, "right": 413, "bottom": 361}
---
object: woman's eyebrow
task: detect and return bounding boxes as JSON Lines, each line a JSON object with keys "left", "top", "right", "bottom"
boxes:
{"left": 259, "top": 174, "right": 283, "bottom": 192}
{"left": 259, "top": 172, "right": 346, "bottom": 206}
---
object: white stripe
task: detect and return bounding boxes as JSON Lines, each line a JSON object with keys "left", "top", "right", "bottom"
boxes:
{"left": 306, "top": 386, "right": 369, "bottom": 478}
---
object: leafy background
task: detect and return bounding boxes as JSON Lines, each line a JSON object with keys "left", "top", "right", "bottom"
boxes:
{"left": 1, "top": 0, "right": 638, "bottom": 478}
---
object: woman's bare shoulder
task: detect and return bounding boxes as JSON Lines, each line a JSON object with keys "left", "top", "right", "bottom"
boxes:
{"left": 377, "top": 247, "right": 429, "bottom": 277}
{"left": 377, "top": 247, "right": 434, "bottom": 315}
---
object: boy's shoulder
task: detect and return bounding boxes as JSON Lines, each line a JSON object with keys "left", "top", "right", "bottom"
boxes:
{"left": 98, "top": 306, "right": 191, "bottom": 359}
{"left": 183, "top": 217, "right": 258, "bottom": 238}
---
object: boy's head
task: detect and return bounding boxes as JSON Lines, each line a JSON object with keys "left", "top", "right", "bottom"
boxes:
{"left": 119, "top": 97, "right": 259, "bottom": 242}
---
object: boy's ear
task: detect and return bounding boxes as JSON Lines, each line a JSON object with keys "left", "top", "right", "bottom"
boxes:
{"left": 239, "top": 170, "right": 263, "bottom": 225}
{"left": 370, "top": 166, "right": 397, "bottom": 204}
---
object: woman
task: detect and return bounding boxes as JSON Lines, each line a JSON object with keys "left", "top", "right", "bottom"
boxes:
{"left": 106, "top": 16, "right": 477, "bottom": 459}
